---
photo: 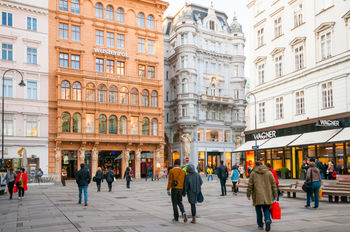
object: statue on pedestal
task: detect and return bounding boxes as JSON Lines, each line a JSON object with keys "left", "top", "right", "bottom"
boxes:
{"left": 181, "top": 133, "right": 191, "bottom": 157}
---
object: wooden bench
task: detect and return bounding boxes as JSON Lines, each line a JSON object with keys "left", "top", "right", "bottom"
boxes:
{"left": 337, "top": 175, "right": 350, "bottom": 182}
{"left": 226, "top": 179, "right": 249, "bottom": 192}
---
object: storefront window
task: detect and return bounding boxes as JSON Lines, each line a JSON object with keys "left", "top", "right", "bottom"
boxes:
{"left": 266, "top": 150, "right": 271, "bottom": 164}
{"left": 206, "top": 130, "right": 222, "bottom": 142}
{"left": 346, "top": 143, "right": 350, "bottom": 173}
{"left": 318, "top": 144, "right": 333, "bottom": 165}
{"left": 246, "top": 151, "right": 255, "bottom": 170}
{"left": 335, "top": 143, "right": 345, "bottom": 174}
{"left": 285, "top": 148, "right": 291, "bottom": 171}
{"left": 197, "top": 128, "right": 204, "bottom": 141}
{"left": 272, "top": 148, "right": 283, "bottom": 171}
{"left": 224, "top": 130, "right": 231, "bottom": 142}
{"left": 308, "top": 145, "right": 316, "bottom": 157}
{"left": 225, "top": 152, "right": 231, "bottom": 171}
{"left": 198, "top": 151, "right": 205, "bottom": 173}
{"left": 130, "top": 116, "right": 139, "bottom": 135}
{"left": 258, "top": 151, "right": 265, "bottom": 164}
{"left": 172, "top": 152, "right": 180, "bottom": 165}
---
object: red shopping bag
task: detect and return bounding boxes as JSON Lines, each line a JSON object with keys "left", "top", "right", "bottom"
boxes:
{"left": 270, "top": 202, "right": 281, "bottom": 220}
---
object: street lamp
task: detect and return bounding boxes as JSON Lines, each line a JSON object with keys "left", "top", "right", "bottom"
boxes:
{"left": 245, "top": 92, "right": 258, "bottom": 162}
{"left": 1, "top": 69, "right": 26, "bottom": 172}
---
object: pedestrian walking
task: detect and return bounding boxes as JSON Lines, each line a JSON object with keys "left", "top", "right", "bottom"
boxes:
{"left": 145, "top": 165, "right": 153, "bottom": 181}
{"left": 5, "top": 168, "right": 16, "bottom": 200}
{"left": 247, "top": 162, "right": 277, "bottom": 231}
{"left": 247, "top": 164, "right": 253, "bottom": 178}
{"left": 207, "top": 166, "right": 213, "bottom": 181}
{"left": 106, "top": 168, "right": 114, "bottom": 192}
{"left": 124, "top": 167, "right": 132, "bottom": 189}
{"left": 36, "top": 168, "right": 44, "bottom": 183}
{"left": 217, "top": 160, "right": 228, "bottom": 196}
{"left": 75, "top": 163, "right": 91, "bottom": 206}
{"left": 305, "top": 158, "right": 322, "bottom": 209}
{"left": 167, "top": 159, "right": 187, "bottom": 223}
{"left": 230, "top": 165, "right": 240, "bottom": 195}
{"left": 238, "top": 164, "right": 245, "bottom": 178}
{"left": 61, "top": 169, "right": 67, "bottom": 186}
{"left": 327, "top": 160, "right": 334, "bottom": 180}
{"left": 266, "top": 163, "right": 279, "bottom": 201}
{"left": 95, "top": 167, "right": 103, "bottom": 192}
{"left": 196, "top": 164, "right": 201, "bottom": 174}
{"left": 14, "top": 168, "right": 28, "bottom": 200}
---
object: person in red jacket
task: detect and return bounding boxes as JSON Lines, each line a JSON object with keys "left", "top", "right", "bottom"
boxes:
{"left": 14, "top": 168, "right": 28, "bottom": 200}
{"left": 266, "top": 163, "right": 279, "bottom": 201}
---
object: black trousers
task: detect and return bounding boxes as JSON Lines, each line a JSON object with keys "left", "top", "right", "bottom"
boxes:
{"left": 18, "top": 187, "right": 24, "bottom": 197}
{"left": 220, "top": 178, "right": 227, "bottom": 195}
{"left": 126, "top": 180, "right": 130, "bottom": 188}
{"left": 191, "top": 203, "right": 196, "bottom": 216}
{"left": 61, "top": 176, "right": 66, "bottom": 186}
{"left": 171, "top": 189, "right": 185, "bottom": 220}
{"left": 8, "top": 181, "right": 14, "bottom": 199}
{"left": 232, "top": 181, "right": 238, "bottom": 193}
{"left": 107, "top": 182, "right": 112, "bottom": 192}
{"left": 96, "top": 179, "right": 101, "bottom": 191}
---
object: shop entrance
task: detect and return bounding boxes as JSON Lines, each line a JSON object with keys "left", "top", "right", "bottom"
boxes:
{"left": 207, "top": 152, "right": 221, "bottom": 172}
{"left": 62, "top": 150, "right": 77, "bottom": 179}
{"left": 98, "top": 151, "right": 122, "bottom": 178}
{"left": 295, "top": 149, "right": 304, "bottom": 179}
{"left": 141, "top": 152, "right": 153, "bottom": 178}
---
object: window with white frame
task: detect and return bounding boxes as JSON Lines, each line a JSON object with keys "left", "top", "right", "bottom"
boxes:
{"left": 71, "top": 25, "right": 80, "bottom": 42}
{"left": 106, "top": 5, "right": 114, "bottom": 21}
{"left": 259, "top": 102, "right": 265, "bottom": 123}
{"left": 295, "top": 45, "right": 304, "bottom": 70}
{"left": 27, "top": 47, "right": 37, "bottom": 64}
{"left": 59, "top": 23, "right": 68, "bottom": 40}
{"left": 181, "top": 33, "right": 188, "bottom": 45}
{"left": 138, "top": 38, "right": 145, "bottom": 53}
{"left": 2, "top": 78, "right": 12, "bottom": 97}
{"left": 233, "top": 45, "right": 238, "bottom": 55}
{"left": 274, "top": 55, "right": 283, "bottom": 77}
{"left": 116, "top": 8, "right": 124, "bottom": 23}
{"left": 4, "top": 114, "right": 14, "bottom": 136}
{"left": 59, "top": 53, "right": 68, "bottom": 68}
{"left": 148, "top": 40, "right": 155, "bottom": 54}
{"left": 274, "top": 17, "right": 282, "bottom": 38}
{"left": 59, "top": 0, "right": 68, "bottom": 11}
{"left": 295, "top": 90, "right": 305, "bottom": 115}
{"left": 276, "top": 97, "right": 283, "bottom": 119}
{"left": 27, "top": 81, "right": 38, "bottom": 100}
{"left": 117, "top": 34, "right": 125, "bottom": 49}
{"left": 2, "top": 43, "right": 13, "bottom": 61}
{"left": 294, "top": 5, "right": 303, "bottom": 27}
{"left": 1, "top": 12, "right": 13, "bottom": 27}
{"left": 233, "top": 65, "right": 238, "bottom": 77}
{"left": 181, "top": 78, "right": 188, "bottom": 93}
{"left": 95, "top": 30, "right": 104, "bottom": 46}
{"left": 71, "top": 0, "right": 80, "bottom": 14}
{"left": 258, "top": 63, "right": 265, "bottom": 85}
{"left": 182, "top": 105, "right": 188, "bottom": 117}
{"left": 257, "top": 28, "right": 264, "bottom": 47}
{"left": 320, "top": 31, "right": 331, "bottom": 60}
{"left": 322, "top": 81, "right": 333, "bottom": 108}
{"left": 147, "top": 15, "right": 154, "bottom": 29}
{"left": 26, "top": 116, "right": 38, "bottom": 136}
{"left": 234, "top": 89, "right": 239, "bottom": 99}
{"left": 27, "top": 17, "right": 37, "bottom": 31}
{"left": 71, "top": 54, "right": 80, "bottom": 69}
{"left": 106, "top": 32, "right": 114, "bottom": 48}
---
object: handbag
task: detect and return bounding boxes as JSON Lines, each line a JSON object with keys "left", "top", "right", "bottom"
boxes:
{"left": 93, "top": 176, "right": 97, "bottom": 182}
{"left": 16, "top": 174, "right": 22, "bottom": 188}
{"left": 197, "top": 192, "right": 204, "bottom": 203}
{"left": 270, "top": 202, "right": 281, "bottom": 220}
{"left": 302, "top": 169, "right": 313, "bottom": 193}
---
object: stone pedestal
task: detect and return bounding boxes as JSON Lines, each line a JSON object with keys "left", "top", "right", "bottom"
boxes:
{"left": 135, "top": 148, "right": 141, "bottom": 179}
{"left": 122, "top": 149, "right": 130, "bottom": 178}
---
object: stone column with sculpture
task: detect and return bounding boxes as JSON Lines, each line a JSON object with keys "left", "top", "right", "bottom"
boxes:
{"left": 135, "top": 147, "right": 142, "bottom": 179}
{"left": 122, "top": 148, "right": 130, "bottom": 178}
{"left": 78, "top": 146, "right": 85, "bottom": 169}
{"left": 181, "top": 133, "right": 191, "bottom": 164}
{"left": 91, "top": 146, "right": 98, "bottom": 176}
{"left": 55, "top": 146, "right": 61, "bottom": 182}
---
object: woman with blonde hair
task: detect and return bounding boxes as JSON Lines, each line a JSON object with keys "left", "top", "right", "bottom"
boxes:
{"left": 95, "top": 167, "right": 103, "bottom": 192}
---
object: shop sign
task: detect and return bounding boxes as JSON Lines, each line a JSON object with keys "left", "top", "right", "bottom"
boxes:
{"left": 94, "top": 48, "right": 128, "bottom": 58}
{"left": 316, "top": 120, "right": 341, "bottom": 127}
{"left": 253, "top": 130, "right": 277, "bottom": 140}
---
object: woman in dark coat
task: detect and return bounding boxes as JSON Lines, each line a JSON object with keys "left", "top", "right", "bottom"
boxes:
{"left": 95, "top": 167, "right": 103, "bottom": 192}
{"left": 106, "top": 168, "right": 114, "bottom": 192}
{"left": 124, "top": 167, "right": 132, "bottom": 189}
{"left": 184, "top": 164, "right": 203, "bottom": 224}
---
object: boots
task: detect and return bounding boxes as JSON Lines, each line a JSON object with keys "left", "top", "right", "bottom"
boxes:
{"left": 191, "top": 216, "right": 196, "bottom": 224}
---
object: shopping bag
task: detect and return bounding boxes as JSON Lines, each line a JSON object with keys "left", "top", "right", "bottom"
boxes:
{"left": 319, "top": 188, "right": 323, "bottom": 199}
{"left": 270, "top": 202, "right": 281, "bottom": 220}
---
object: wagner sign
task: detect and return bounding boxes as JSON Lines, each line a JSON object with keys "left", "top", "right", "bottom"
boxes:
{"left": 316, "top": 120, "right": 341, "bottom": 127}
{"left": 253, "top": 130, "right": 277, "bottom": 140}
{"left": 94, "top": 48, "right": 128, "bottom": 58}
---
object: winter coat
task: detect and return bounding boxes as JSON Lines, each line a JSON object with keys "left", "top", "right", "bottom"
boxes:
{"left": 124, "top": 169, "right": 132, "bottom": 181}
{"left": 306, "top": 167, "right": 322, "bottom": 183}
{"left": 231, "top": 169, "right": 240, "bottom": 181}
{"left": 106, "top": 170, "right": 115, "bottom": 183}
{"left": 95, "top": 170, "right": 103, "bottom": 180}
{"left": 184, "top": 164, "right": 203, "bottom": 204}
{"left": 247, "top": 166, "right": 277, "bottom": 206}
{"left": 269, "top": 168, "right": 279, "bottom": 185}
{"left": 14, "top": 172, "right": 28, "bottom": 193}
{"left": 217, "top": 165, "right": 228, "bottom": 179}
{"left": 167, "top": 167, "right": 186, "bottom": 191}
{"left": 75, "top": 168, "right": 91, "bottom": 186}
{"left": 5, "top": 172, "right": 16, "bottom": 183}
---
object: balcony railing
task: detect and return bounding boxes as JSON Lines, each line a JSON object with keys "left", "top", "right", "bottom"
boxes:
{"left": 200, "top": 94, "right": 234, "bottom": 104}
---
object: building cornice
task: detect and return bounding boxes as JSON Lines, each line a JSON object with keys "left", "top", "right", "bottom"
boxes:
{"left": 0, "top": 0, "right": 48, "bottom": 15}
{"left": 253, "top": 19, "right": 266, "bottom": 29}
{"left": 289, "top": 37, "right": 306, "bottom": 47}
{"left": 269, "top": 6, "right": 285, "bottom": 18}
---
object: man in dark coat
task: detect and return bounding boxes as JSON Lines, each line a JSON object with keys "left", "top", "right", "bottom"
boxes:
{"left": 75, "top": 163, "right": 91, "bottom": 206}
{"left": 217, "top": 160, "right": 229, "bottom": 196}
{"left": 106, "top": 168, "right": 114, "bottom": 192}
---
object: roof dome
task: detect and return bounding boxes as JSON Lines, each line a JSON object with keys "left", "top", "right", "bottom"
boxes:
{"left": 230, "top": 13, "right": 242, "bottom": 33}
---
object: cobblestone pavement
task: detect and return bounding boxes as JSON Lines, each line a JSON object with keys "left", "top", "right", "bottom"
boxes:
{"left": 1, "top": 177, "right": 350, "bottom": 232}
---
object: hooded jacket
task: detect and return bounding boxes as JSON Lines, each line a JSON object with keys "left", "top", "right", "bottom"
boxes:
{"left": 184, "top": 164, "right": 203, "bottom": 204}
{"left": 247, "top": 165, "right": 277, "bottom": 206}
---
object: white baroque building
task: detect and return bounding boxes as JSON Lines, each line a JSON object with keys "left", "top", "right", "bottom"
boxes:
{"left": 0, "top": 0, "right": 48, "bottom": 176}
{"left": 163, "top": 2, "right": 246, "bottom": 171}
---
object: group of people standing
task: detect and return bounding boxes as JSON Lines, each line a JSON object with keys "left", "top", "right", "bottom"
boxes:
{"left": 4, "top": 168, "right": 28, "bottom": 200}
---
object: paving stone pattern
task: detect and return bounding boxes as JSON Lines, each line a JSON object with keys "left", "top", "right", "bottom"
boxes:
{"left": 1, "top": 177, "right": 350, "bottom": 232}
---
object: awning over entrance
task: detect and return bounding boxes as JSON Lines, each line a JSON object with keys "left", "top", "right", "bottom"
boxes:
{"left": 288, "top": 129, "right": 342, "bottom": 147}
{"left": 259, "top": 134, "right": 302, "bottom": 149}
{"left": 328, "top": 127, "right": 350, "bottom": 143}
{"left": 233, "top": 139, "right": 268, "bottom": 152}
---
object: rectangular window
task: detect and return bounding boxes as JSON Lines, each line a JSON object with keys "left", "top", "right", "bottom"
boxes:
{"left": 211, "top": 63, "right": 216, "bottom": 74}
{"left": 322, "top": 81, "right": 333, "bottom": 108}
{"left": 27, "top": 81, "right": 38, "bottom": 100}
{"left": 85, "top": 114, "right": 94, "bottom": 133}
{"left": 27, "top": 17, "right": 37, "bottom": 31}
{"left": 321, "top": 32, "right": 331, "bottom": 60}
{"left": 96, "top": 58, "right": 104, "bottom": 72}
{"left": 224, "top": 130, "right": 231, "bottom": 142}
{"left": 59, "top": 0, "right": 68, "bottom": 11}
{"left": 59, "top": 23, "right": 68, "bottom": 40}
{"left": 95, "top": 30, "right": 104, "bottom": 46}
{"left": 296, "top": 90, "right": 305, "bottom": 115}
{"left": 182, "top": 105, "right": 188, "bottom": 117}
{"left": 295, "top": 45, "right": 304, "bottom": 70}
{"left": 258, "top": 63, "right": 264, "bottom": 85}
{"left": 257, "top": 28, "right": 264, "bottom": 47}
{"left": 181, "top": 33, "right": 188, "bottom": 45}
{"left": 148, "top": 40, "right": 155, "bottom": 54}
{"left": 2, "top": 43, "right": 13, "bottom": 61}
{"left": 2, "top": 12, "right": 13, "bottom": 26}
{"left": 116, "top": 61, "right": 125, "bottom": 75}
{"left": 259, "top": 102, "right": 265, "bottom": 123}
{"left": 233, "top": 65, "right": 238, "bottom": 76}
{"left": 27, "top": 47, "right": 37, "bottom": 64}
{"left": 106, "top": 32, "right": 114, "bottom": 48}
{"left": 71, "top": 54, "right": 80, "bottom": 69}
{"left": 276, "top": 97, "right": 283, "bottom": 119}
{"left": 71, "top": 0, "right": 80, "bottom": 14}
{"left": 106, "top": 59, "right": 114, "bottom": 73}
{"left": 2, "top": 79, "right": 13, "bottom": 97}
{"left": 4, "top": 115, "right": 13, "bottom": 136}
{"left": 117, "top": 34, "right": 125, "bottom": 49}
{"left": 206, "top": 130, "right": 223, "bottom": 142}
{"left": 233, "top": 45, "right": 238, "bottom": 55}
{"left": 59, "top": 53, "right": 68, "bottom": 68}
{"left": 138, "top": 64, "right": 146, "bottom": 78}
{"left": 147, "top": 66, "right": 155, "bottom": 79}
{"left": 274, "top": 17, "right": 282, "bottom": 38}
{"left": 26, "top": 116, "right": 38, "bottom": 137}
{"left": 294, "top": 8, "right": 303, "bottom": 27}
{"left": 197, "top": 128, "right": 204, "bottom": 141}
{"left": 130, "top": 117, "right": 139, "bottom": 135}
{"left": 274, "top": 55, "right": 282, "bottom": 77}
{"left": 71, "top": 25, "right": 80, "bottom": 42}
{"left": 138, "top": 38, "right": 145, "bottom": 53}
{"left": 234, "top": 89, "right": 239, "bottom": 99}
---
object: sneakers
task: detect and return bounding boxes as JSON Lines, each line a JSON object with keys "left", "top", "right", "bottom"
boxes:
{"left": 183, "top": 213, "right": 188, "bottom": 223}
{"left": 265, "top": 220, "right": 271, "bottom": 231}
{"left": 78, "top": 202, "right": 81, "bottom": 204}
{"left": 304, "top": 205, "right": 310, "bottom": 208}
{"left": 258, "top": 226, "right": 264, "bottom": 230}
{"left": 84, "top": 203, "right": 88, "bottom": 206}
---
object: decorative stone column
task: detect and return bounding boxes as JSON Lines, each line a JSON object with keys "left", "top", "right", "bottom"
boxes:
{"left": 156, "top": 145, "right": 164, "bottom": 177}
{"left": 122, "top": 148, "right": 130, "bottom": 178}
{"left": 91, "top": 146, "right": 98, "bottom": 176}
{"left": 55, "top": 146, "right": 61, "bottom": 182}
{"left": 78, "top": 146, "right": 85, "bottom": 169}
{"left": 135, "top": 147, "right": 142, "bottom": 179}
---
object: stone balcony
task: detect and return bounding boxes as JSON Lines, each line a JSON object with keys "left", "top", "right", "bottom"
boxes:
{"left": 200, "top": 94, "right": 234, "bottom": 106}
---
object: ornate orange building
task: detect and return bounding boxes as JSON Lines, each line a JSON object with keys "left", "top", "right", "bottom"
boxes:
{"left": 48, "top": 0, "right": 168, "bottom": 179}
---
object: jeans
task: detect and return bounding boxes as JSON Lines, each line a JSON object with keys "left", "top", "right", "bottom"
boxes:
{"left": 107, "top": 182, "right": 112, "bottom": 192}
{"left": 255, "top": 205, "right": 271, "bottom": 227}
{"left": 306, "top": 181, "right": 321, "bottom": 207}
{"left": 232, "top": 181, "right": 238, "bottom": 193}
{"left": 126, "top": 180, "right": 130, "bottom": 188}
{"left": 191, "top": 203, "right": 196, "bottom": 216}
{"left": 207, "top": 175, "right": 213, "bottom": 181}
{"left": 8, "top": 181, "right": 14, "bottom": 199}
{"left": 78, "top": 186, "right": 88, "bottom": 203}
{"left": 96, "top": 179, "right": 101, "bottom": 192}
{"left": 219, "top": 178, "right": 227, "bottom": 195}
{"left": 18, "top": 187, "right": 24, "bottom": 198}
{"left": 171, "top": 189, "right": 185, "bottom": 220}
{"left": 146, "top": 172, "right": 153, "bottom": 181}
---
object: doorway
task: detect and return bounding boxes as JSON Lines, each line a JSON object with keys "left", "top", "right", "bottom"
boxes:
{"left": 296, "top": 149, "right": 304, "bottom": 179}
{"left": 61, "top": 150, "right": 77, "bottom": 179}
{"left": 207, "top": 152, "right": 221, "bottom": 172}
{"left": 98, "top": 151, "right": 122, "bottom": 178}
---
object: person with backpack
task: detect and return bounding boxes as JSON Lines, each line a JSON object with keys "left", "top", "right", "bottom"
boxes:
{"left": 124, "top": 167, "right": 132, "bottom": 189}
{"left": 75, "top": 163, "right": 91, "bottom": 206}
{"left": 5, "top": 168, "right": 16, "bottom": 200}
{"left": 106, "top": 168, "right": 115, "bottom": 192}
{"left": 14, "top": 168, "right": 28, "bottom": 200}
{"left": 95, "top": 167, "right": 103, "bottom": 192}
{"left": 230, "top": 165, "right": 240, "bottom": 195}
{"left": 217, "top": 160, "right": 228, "bottom": 196}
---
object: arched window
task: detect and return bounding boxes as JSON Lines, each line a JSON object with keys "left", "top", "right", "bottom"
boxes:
{"left": 109, "top": 115, "right": 117, "bottom": 134}
{"left": 151, "top": 90, "right": 158, "bottom": 107}
{"left": 151, "top": 118, "right": 158, "bottom": 136}
{"left": 131, "top": 88, "right": 139, "bottom": 105}
{"left": 109, "top": 85, "right": 117, "bottom": 104}
{"left": 72, "top": 82, "right": 81, "bottom": 101}
{"left": 142, "top": 90, "right": 149, "bottom": 107}
{"left": 181, "top": 78, "right": 188, "bottom": 93}
{"left": 62, "top": 112, "right": 70, "bottom": 132}
{"left": 61, "top": 81, "right": 70, "bottom": 100}
{"left": 137, "top": 13, "right": 145, "bottom": 27}
{"left": 98, "top": 84, "right": 107, "bottom": 102}
{"left": 142, "top": 117, "right": 149, "bottom": 135}
{"left": 106, "top": 5, "right": 113, "bottom": 20}
{"left": 99, "top": 115, "right": 107, "bottom": 134}
{"left": 147, "top": 15, "right": 154, "bottom": 29}
{"left": 73, "top": 113, "right": 81, "bottom": 133}
{"left": 116, "top": 8, "right": 124, "bottom": 23}
{"left": 120, "top": 87, "right": 128, "bottom": 104}
{"left": 95, "top": 3, "right": 103, "bottom": 19}
{"left": 86, "top": 83, "right": 95, "bottom": 102}
{"left": 119, "top": 116, "right": 127, "bottom": 134}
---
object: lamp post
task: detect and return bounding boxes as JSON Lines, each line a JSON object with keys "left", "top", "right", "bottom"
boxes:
{"left": 1, "top": 69, "right": 26, "bottom": 172}
{"left": 246, "top": 92, "right": 258, "bottom": 162}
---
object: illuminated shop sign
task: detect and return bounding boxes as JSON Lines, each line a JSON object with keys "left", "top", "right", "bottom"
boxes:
{"left": 94, "top": 48, "right": 128, "bottom": 58}
{"left": 253, "top": 130, "right": 277, "bottom": 140}
{"left": 316, "top": 120, "right": 341, "bottom": 127}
